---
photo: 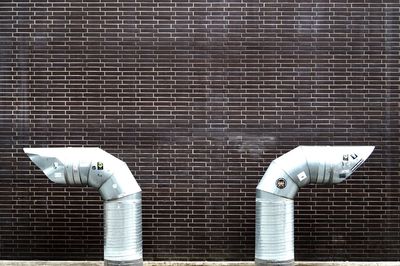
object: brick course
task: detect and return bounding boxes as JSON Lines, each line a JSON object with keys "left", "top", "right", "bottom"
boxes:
{"left": 0, "top": 0, "right": 399, "bottom": 261}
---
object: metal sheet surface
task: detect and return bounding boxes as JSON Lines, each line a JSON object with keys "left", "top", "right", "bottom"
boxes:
{"left": 255, "top": 191, "right": 294, "bottom": 262}
{"left": 104, "top": 193, "right": 143, "bottom": 262}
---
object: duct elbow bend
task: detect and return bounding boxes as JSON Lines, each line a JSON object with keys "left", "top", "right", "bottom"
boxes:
{"left": 256, "top": 160, "right": 300, "bottom": 200}
{"left": 90, "top": 160, "right": 141, "bottom": 201}
{"left": 24, "top": 147, "right": 143, "bottom": 266}
{"left": 255, "top": 145, "right": 374, "bottom": 266}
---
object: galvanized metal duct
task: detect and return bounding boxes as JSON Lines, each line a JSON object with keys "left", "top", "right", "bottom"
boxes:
{"left": 255, "top": 146, "right": 375, "bottom": 266}
{"left": 24, "top": 147, "right": 143, "bottom": 266}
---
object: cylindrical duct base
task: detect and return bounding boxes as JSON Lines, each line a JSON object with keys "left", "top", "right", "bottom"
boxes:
{"left": 104, "top": 259, "right": 143, "bottom": 266}
{"left": 255, "top": 190, "right": 294, "bottom": 266}
{"left": 104, "top": 193, "right": 142, "bottom": 266}
{"left": 255, "top": 258, "right": 294, "bottom": 266}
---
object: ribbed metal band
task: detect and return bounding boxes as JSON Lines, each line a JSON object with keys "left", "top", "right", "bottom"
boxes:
{"left": 255, "top": 191, "right": 294, "bottom": 263}
{"left": 104, "top": 193, "right": 142, "bottom": 263}
{"left": 104, "top": 259, "right": 143, "bottom": 266}
{"left": 255, "top": 258, "right": 294, "bottom": 266}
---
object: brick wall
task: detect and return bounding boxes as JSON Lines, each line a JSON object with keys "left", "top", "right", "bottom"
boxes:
{"left": 0, "top": 0, "right": 399, "bottom": 261}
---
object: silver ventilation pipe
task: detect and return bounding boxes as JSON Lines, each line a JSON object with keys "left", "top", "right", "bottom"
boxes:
{"left": 24, "top": 147, "right": 143, "bottom": 266}
{"left": 255, "top": 146, "right": 374, "bottom": 266}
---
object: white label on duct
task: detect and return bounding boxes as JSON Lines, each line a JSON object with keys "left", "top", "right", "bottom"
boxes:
{"left": 54, "top": 172, "right": 64, "bottom": 178}
{"left": 297, "top": 171, "right": 307, "bottom": 182}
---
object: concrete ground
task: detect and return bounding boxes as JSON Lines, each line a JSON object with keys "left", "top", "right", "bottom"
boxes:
{"left": 0, "top": 262, "right": 399, "bottom": 266}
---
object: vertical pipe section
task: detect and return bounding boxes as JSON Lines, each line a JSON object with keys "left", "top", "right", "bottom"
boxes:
{"left": 104, "top": 193, "right": 143, "bottom": 266}
{"left": 256, "top": 191, "right": 294, "bottom": 266}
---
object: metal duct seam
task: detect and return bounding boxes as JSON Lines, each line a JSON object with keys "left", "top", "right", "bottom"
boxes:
{"left": 24, "top": 147, "right": 143, "bottom": 266}
{"left": 255, "top": 146, "right": 374, "bottom": 266}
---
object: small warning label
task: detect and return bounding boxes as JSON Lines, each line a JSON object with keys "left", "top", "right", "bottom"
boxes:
{"left": 97, "top": 162, "right": 104, "bottom": 170}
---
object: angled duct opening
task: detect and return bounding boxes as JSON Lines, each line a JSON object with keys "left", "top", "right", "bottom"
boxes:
{"left": 255, "top": 146, "right": 374, "bottom": 266}
{"left": 24, "top": 147, "right": 143, "bottom": 266}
